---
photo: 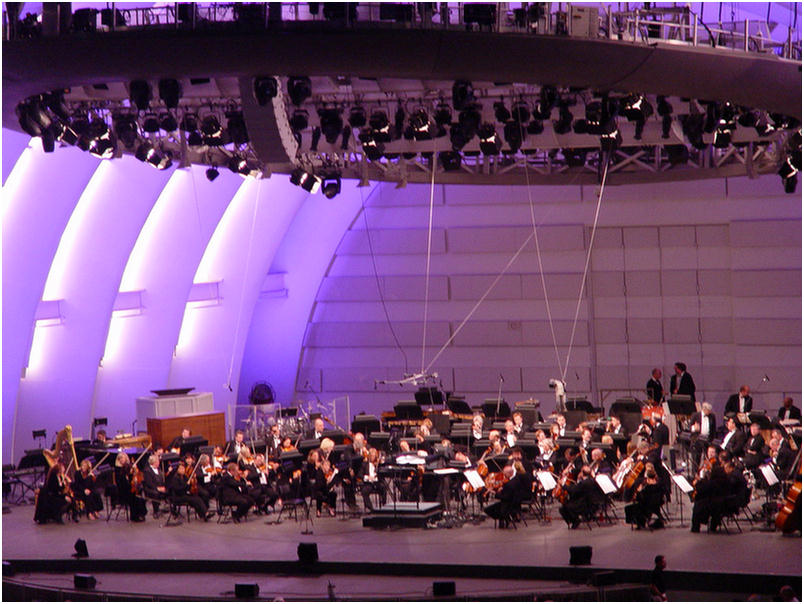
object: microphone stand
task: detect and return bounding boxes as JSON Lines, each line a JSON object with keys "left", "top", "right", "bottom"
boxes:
{"left": 495, "top": 374, "right": 504, "bottom": 417}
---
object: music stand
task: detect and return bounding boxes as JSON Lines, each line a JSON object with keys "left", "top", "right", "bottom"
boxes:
{"left": 368, "top": 431, "right": 391, "bottom": 452}
{"left": 516, "top": 439, "right": 538, "bottom": 461}
{"left": 667, "top": 395, "right": 695, "bottom": 416}
{"left": 280, "top": 407, "right": 298, "bottom": 418}
{"left": 351, "top": 414, "right": 380, "bottom": 436}
{"left": 32, "top": 430, "right": 46, "bottom": 449}
{"left": 298, "top": 439, "right": 320, "bottom": 455}
{"left": 394, "top": 402, "right": 424, "bottom": 421}
{"left": 748, "top": 413, "right": 773, "bottom": 430}
{"left": 322, "top": 430, "right": 350, "bottom": 445}
{"left": 671, "top": 473, "right": 694, "bottom": 525}
{"left": 180, "top": 437, "right": 208, "bottom": 457}
{"left": 482, "top": 399, "right": 511, "bottom": 419}
{"left": 415, "top": 387, "right": 444, "bottom": 407}
{"left": 447, "top": 397, "right": 473, "bottom": 416}
{"left": 484, "top": 455, "right": 508, "bottom": 473}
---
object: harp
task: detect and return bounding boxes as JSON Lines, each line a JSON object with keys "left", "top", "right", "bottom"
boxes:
{"left": 42, "top": 425, "right": 79, "bottom": 479}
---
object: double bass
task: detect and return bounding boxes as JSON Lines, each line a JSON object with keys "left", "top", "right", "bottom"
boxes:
{"left": 776, "top": 458, "right": 802, "bottom": 534}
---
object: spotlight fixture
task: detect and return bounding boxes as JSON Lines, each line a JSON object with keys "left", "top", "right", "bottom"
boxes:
{"left": 457, "top": 104, "right": 482, "bottom": 139}
{"left": 478, "top": 123, "right": 502, "bottom": 155}
{"left": 44, "top": 90, "right": 70, "bottom": 121}
{"left": 289, "top": 167, "right": 321, "bottom": 193}
{"left": 158, "top": 79, "right": 182, "bottom": 109}
{"left": 318, "top": 107, "right": 344, "bottom": 144}
{"left": 348, "top": 106, "right": 367, "bottom": 128}
{"left": 129, "top": 80, "right": 152, "bottom": 111}
{"left": 158, "top": 112, "right": 178, "bottom": 133}
{"left": 289, "top": 109, "right": 309, "bottom": 132}
{"left": 681, "top": 113, "right": 706, "bottom": 150}
{"left": 135, "top": 141, "right": 172, "bottom": 169}
{"left": 452, "top": 80, "right": 474, "bottom": 111}
{"left": 553, "top": 101, "right": 573, "bottom": 135}
{"left": 113, "top": 115, "right": 139, "bottom": 148}
{"left": 434, "top": 102, "right": 452, "bottom": 126}
{"left": 201, "top": 114, "right": 223, "bottom": 145}
{"left": 205, "top": 166, "right": 220, "bottom": 181}
{"left": 227, "top": 155, "right": 249, "bottom": 175}
{"left": 287, "top": 76, "right": 312, "bottom": 106}
{"left": 493, "top": 101, "right": 511, "bottom": 123}
{"left": 526, "top": 119, "right": 544, "bottom": 135}
{"left": 226, "top": 111, "right": 249, "bottom": 146}
{"left": 55, "top": 122, "right": 79, "bottom": 146}
{"left": 511, "top": 101, "right": 530, "bottom": 124}
{"left": 321, "top": 174, "right": 342, "bottom": 199}
{"left": 438, "top": 150, "right": 462, "bottom": 171}
{"left": 394, "top": 103, "right": 405, "bottom": 139}
{"left": 781, "top": 172, "right": 798, "bottom": 194}
{"left": 40, "top": 126, "right": 56, "bottom": 153}
{"left": 409, "top": 108, "right": 433, "bottom": 140}
{"left": 253, "top": 76, "right": 278, "bottom": 106}
{"left": 449, "top": 123, "right": 471, "bottom": 150}
{"left": 536, "top": 85, "right": 558, "bottom": 120}
{"left": 88, "top": 136, "right": 116, "bottom": 159}
{"left": 361, "top": 137, "right": 385, "bottom": 161}
{"left": 503, "top": 120, "right": 525, "bottom": 152}
{"left": 180, "top": 113, "right": 199, "bottom": 132}
{"left": 142, "top": 113, "right": 160, "bottom": 133}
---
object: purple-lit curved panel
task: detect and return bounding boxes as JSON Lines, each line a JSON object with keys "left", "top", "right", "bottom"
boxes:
{"left": 169, "top": 177, "right": 309, "bottom": 415}
{"left": 2, "top": 137, "right": 101, "bottom": 461}
{"left": 13, "top": 156, "right": 170, "bottom": 460}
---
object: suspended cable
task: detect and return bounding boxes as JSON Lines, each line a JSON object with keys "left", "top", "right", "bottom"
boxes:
{"left": 561, "top": 152, "right": 610, "bottom": 383}
{"left": 360, "top": 183, "right": 409, "bottom": 373}
{"left": 420, "top": 144, "right": 438, "bottom": 373}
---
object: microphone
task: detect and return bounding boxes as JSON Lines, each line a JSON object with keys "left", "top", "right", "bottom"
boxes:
{"left": 762, "top": 374, "right": 770, "bottom": 382}
{"left": 499, "top": 373, "right": 505, "bottom": 382}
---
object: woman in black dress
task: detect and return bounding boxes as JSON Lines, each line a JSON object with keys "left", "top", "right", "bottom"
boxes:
{"left": 34, "top": 462, "right": 72, "bottom": 524}
{"left": 73, "top": 458, "right": 104, "bottom": 519}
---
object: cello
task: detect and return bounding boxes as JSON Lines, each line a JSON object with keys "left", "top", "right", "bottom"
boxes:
{"left": 776, "top": 458, "right": 802, "bottom": 534}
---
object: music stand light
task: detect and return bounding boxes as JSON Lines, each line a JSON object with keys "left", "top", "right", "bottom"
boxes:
{"left": 32, "top": 429, "right": 46, "bottom": 448}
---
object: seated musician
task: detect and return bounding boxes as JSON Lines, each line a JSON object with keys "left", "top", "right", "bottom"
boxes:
{"left": 227, "top": 430, "right": 247, "bottom": 460}
{"left": 503, "top": 419, "right": 518, "bottom": 448}
{"left": 319, "top": 438, "right": 336, "bottom": 464}
{"left": 722, "top": 459, "right": 750, "bottom": 520}
{"left": 314, "top": 458, "right": 339, "bottom": 517}
{"left": 212, "top": 445, "right": 226, "bottom": 470}
{"left": 625, "top": 462, "right": 665, "bottom": 529}
{"left": 341, "top": 433, "right": 367, "bottom": 512}
{"left": 721, "top": 416, "right": 747, "bottom": 458}
{"left": 239, "top": 450, "right": 269, "bottom": 513}
{"left": 142, "top": 454, "right": 168, "bottom": 518}
{"left": 649, "top": 414, "right": 669, "bottom": 454}
{"left": 469, "top": 414, "right": 485, "bottom": 446}
{"left": 606, "top": 415, "right": 627, "bottom": 438}
{"left": 34, "top": 462, "right": 73, "bottom": 524}
{"left": 113, "top": 452, "right": 146, "bottom": 522}
{"left": 266, "top": 423, "right": 283, "bottom": 459}
{"left": 195, "top": 454, "right": 217, "bottom": 505}
{"left": 92, "top": 429, "right": 111, "bottom": 448}
{"left": 622, "top": 441, "right": 661, "bottom": 501}
{"left": 509, "top": 446, "right": 534, "bottom": 492}
{"left": 600, "top": 435, "right": 621, "bottom": 462}
{"left": 73, "top": 458, "right": 103, "bottom": 520}
{"left": 168, "top": 461, "right": 214, "bottom": 521}
{"left": 360, "top": 447, "right": 386, "bottom": 511}
{"left": 689, "top": 402, "right": 717, "bottom": 475}
{"left": 778, "top": 396, "right": 802, "bottom": 422}
{"left": 483, "top": 464, "right": 520, "bottom": 528}
{"left": 219, "top": 462, "right": 256, "bottom": 523}
{"left": 558, "top": 465, "right": 601, "bottom": 529}
{"left": 535, "top": 437, "right": 560, "bottom": 470}
{"left": 690, "top": 463, "right": 729, "bottom": 532}
{"left": 169, "top": 427, "right": 191, "bottom": 451}
{"left": 579, "top": 428, "right": 594, "bottom": 458}
{"left": 555, "top": 414, "right": 567, "bottom": 436}
{"left": 770, "top": 435, "right": 797, "bottom": 480}
{"left": 253, "top": 453, "right": 282, "bottom": 513}
{"left": 742, "top": 423, "right": 768, "bottom": 471}
{"left": 310, "top": 417, "right": 326, "bottom": 441}
{"left": 512, "top": 411, "right": 528, "bottom": 436}
{"left": 589, "top": 448, "right": 612, "bottom": 476}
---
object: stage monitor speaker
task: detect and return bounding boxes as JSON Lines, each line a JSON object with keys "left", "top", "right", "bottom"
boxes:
{"left": 433, "top": 581, "right": 456, "bottom": 597}
{"left": 297, "top": 542, "right": 319, "bottom": 564}
{"left": 73, "top": 538, "right": 89, "bottom": 558}
{"left": 235, "top": 583, "right": 259, "bottom": 598}
{"left": 569, "top": 545, "right": 592, "bottom": 565}
{"left": 74, "top": 573, "right": 97, "bottom": 589}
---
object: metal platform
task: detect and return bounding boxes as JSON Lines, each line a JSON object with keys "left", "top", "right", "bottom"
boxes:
{"left": 362, "top": 501, "right": 443, "bottom": 528}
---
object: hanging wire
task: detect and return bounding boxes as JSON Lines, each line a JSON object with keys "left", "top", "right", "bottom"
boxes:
{"left": 420, "top": 143, "right": 438, "bottom": 373}
{"left": 360, "top": 183, "right": 409, "bottom": 372}
{"left": 561, "top": 151, "right": 611, "bottom": 383}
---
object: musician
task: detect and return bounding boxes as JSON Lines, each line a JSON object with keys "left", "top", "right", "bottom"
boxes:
{"left": 73, "top": 458, "right": 103, "bottom": 520}
{"left": 557, "top": 446, "right": 583, "bottom": 476}
{"left": 742, "top": 423, "right": 767, "bottom": 471}
{"left": 341, "top": 433, "right": 367, "bottom": 511}
{"left": 555, "top": 414, "right": 568, "bottom": 436}
{"left": 558, "top": 465, "right": 602, "bottom": 529}
{"left": 720, "top": 416, "right": 747, "bottom": 458}
{"left": 503, "top": 419, "right": 518, "bottom": 448}
{"left": 92, "top": 429, "right": 111, "bottom": 448}
{"left": 606, "top": 415, "right": 627, "bottom": 438}
{"left": 219, "top": 463, "right": 255, "bottom": 523}
{"left": 228, "top": 430, "right": 247, "bottom": 459}
{"left": 646, "top": 368, "right": 664, "bottom": 403}
{"left": 195, "top": 453, "right": 217, "bottom": 504}
{"left": 212, "top": 445, "right": 226, "bottom": 469}
{"left": 690, "top": 463, "right": 729, "bottom": 533}
{"left": 650, "top": 413, "right": 670, "bottom": 453}
{"left": 239, "top": 451, "right": 270, "bottom": 513}
{"left": 509, "top": 446, "right": 533, "bottom": 488}
{"left": 688, "top": 402, "right": 717, "bottom": 474}
{"left": 719, "top": 459, "right": 750, "bottom": 530}
{"left": 237, "top": 446, "right": 254, "bottom": 471}
{"left": 314, "top": 458, "right": 338, "bottom": 517}
{"left": 589, "top": 448, "right": 612, "bottom": 476}
{"left": 168, "top": 461, "right": 214, "bottom": 521}
{"left": 469, "top": 414, "right": 485, "bottom": 446}
{"left": 114, "top": 452, "right": 147, "bottom": 522}
{"left": 310, "top": 418, "right": 326, "bottom": 440}
{"left": 360, "top": 448, "right": 386, "bottom": 511}
{"left": 266, "top": 423, "right": 283, "bottom": 459}
{"left": 512, "top": 411, "right": 528, "bottom": 436}
{"left": 169, "top": 427, "right": 191, "bottom": 451}
{"left": 535, "top": 438, "right": 560, "bottom": 470}
{"left": 724, "top": 385, "right": 752, "bottom": 415}
{"left": 625, "top": 462, "right": 665, "bottom": 530}
{"left": 669, "top": 362, "right": 696, "bottom": 400}
{"left": 778, "top": 397, "right": 802, "bottom": 422}
{"left": 622, "top": 441, "right": 661, "bottom": 501}
{"left": 142, "top": 454, "right": 168, "bottom": 518}
{"left": 34, "top": 462, "right": 73, "bottom": 524}
{"left": 483, "top": 464, "right": 520, "bottom": 528}
{"left": 769, "top": 437, "right": 796, "bottom": 481}
{"left": 579, "top": 428, "right": 594, "bottom": 459}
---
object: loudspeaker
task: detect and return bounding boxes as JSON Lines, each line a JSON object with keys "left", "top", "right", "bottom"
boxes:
{"left": 235, "top": 583, "right": 259, "bottom": 598}
{"left": 74, "top": 574, "right": 97, "bottom": 589}
{"left": 297, "top": 542, "right": 319, "bottom": 564}
{"left": 433, "top": 581, "right": 456, "bottom": 597}
{"left": 73, "top": 538, "right": 89, "bottom": 558}
{"left": 569, "top": 545, "right": 592, "bottom": 565}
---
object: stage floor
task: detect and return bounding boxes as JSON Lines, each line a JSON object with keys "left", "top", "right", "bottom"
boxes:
{"left": 2, "top": 495, "right": 800, "bottom": 600}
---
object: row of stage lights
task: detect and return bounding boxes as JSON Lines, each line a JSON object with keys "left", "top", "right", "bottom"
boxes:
{"left": 284, "top": 77, "right": 801, "bottom": 193}
{"left": 15, "top": 79, "right": 264, "bottom": 181}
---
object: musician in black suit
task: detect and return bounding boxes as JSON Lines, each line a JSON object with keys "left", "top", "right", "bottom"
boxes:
{"left": 650, "top": 414, "right": 670, "bottom": 450}
{"left": 226, "top": 430, "right": 247, "bottom": 461}
{"left": 770, "top": 436, "right": 797, "bottom": 480}
{"left": 669, "top": 362, "right": 695, "bottom": 400}
{"left": 690, "top": 464, "right": 729, "bottom": 533}
{"left": 168, "top": 461, "right": 213, "bottom": 520}
{"left": 742, "top": 423, "right": 767, "bottom": 470}
{"left": 689, "top": 402, "right": 717, "bottom": 475}
{"left": 724, "top": 386, "right": 752, "bottom": 415}
{"left": 483, "top": 465, "right": 522, "bottom": 528}
{"left": 589, "top": 448, "right": 612, "bottom": 476}
{"left": 266, "top": 424, "right": 283, "bottom": 460}
{"left": 720, "top": 416, "right": 747, "bottom": 458}
{"left": 625, "top": 462, "right": 665, "bottom": 529}
{"left": 359, "top": 447, "right": 386, "bottom": 510}
{"left": 646, "top": 368, "right": 664, "bottom": 403}
{"left": 142, "top": 454, "right": 168, "bottom": 517}
{"left": 558, "top": 465, "right": 602, "bottom": 529}
{"left": 309, "top": 418, "right": 326, "bottom": 441}
{"left": 778, "top": 397, "right": 802, "bottom": 422}
{"left": 606, "top": 415, "right": 628, "bottom": 439}
{"left": 219, "top": 463, "right": 255, "bottom": 522}
{"left": 169, "top": 427, "right": 191, "bottom": 451}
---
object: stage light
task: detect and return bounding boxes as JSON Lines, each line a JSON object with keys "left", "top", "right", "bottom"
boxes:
{"left": 158, "top": 112, "right": 177, "bottom": 132}
{"left": 16, "top": 101, "right": 43, "bottom": 137}
{"left": 348, "top": 105, "right": 367, "bottom": 128}
{"left": 458, "top": 104, "right": 482, "bottom": 139}
{"left": 527, "top": 119, "right": 544, "bottom": 135}
{"left": 713, "top": 129, "right": 732, "bottom": 148}
{"left": 681, "top": 114, "right": 706, "bottom": 150}
{"left": 158, "top": 79, "right": 182, "bottom": 109}
{"left": 88, "top": 136, "right": 115, "bottom": 159}
{"left": 511, "top": 101, "right": 530, "bottom": 124}
{"left": 434, "top": 102, "right": 452, "bottom": 126}
{"left": 536, "top": 85, "right": 558, "bottom": 120}
{"left": 44, "top": 90, "right": 70, "bottom": 121}
{"left": 226, "top": 111, "right": 249, "bottom": 146}
{"left": 368, "top": 109, "right": 389, "bottom": 132}
{"left": 40, "top": 126, "right": 56, "bottom": 152}
{"left": 661, "top": 115, "right": 673, "bottom": 139}
{"left": 205, "top": 166, "right": 219, "bottom": 181}
{"left": 142, "top": 113, "right": 160, "bottom": 133}
{"left": 129, "top": 79, "right": 152, "bottom": 111}
{"left": 135, "top": 141, "right": 172, "bottom": 169}
{"left": 450, "top": 123, "right": 471, "bottom": 150}
{"left": 554, "top": 101, "right": 573, "bottom": 134}
{"left": 114, "top": 115, "right": 139, "bottom": 148}
{"left": 657, "top": 96, "right": 673, "bottom": 117}
{"left": 394, "top": 103, "right": 405, "bottom": 139}
{"left": 600, "top": 129, "right": 622, "bottom": 153}
{"left": 180, "top": 113, "right": 199, "bottom": 132}
{"left": 253, "top": 76, "right": 278, "bottom": 106}
{"left": 452, "top": 80, "right": 474, "bottom": 111}
{"left": 228, "top": 155, "right": 248, "bottom": 175}
{"left": 563, "top": 148, "right": 587, "bottom": 167}
{"left": 55, "top": 122, "right": 79, "bottom": 146}
{"left": 621, "top": 94, "right": 652, "bottom": 121}
{"left": 478, "top": 123, "right": 501, "bottom": 155}
{"left": 438, "top": 150, "right": 462, "bottom": 171}
{"left": 362, "top": 138, "right": 385, "bottom": 161}
{"left": 321, "top": 175, "right": 341, "bottom": 199}
{"left": 318, "top": 107, "right": 343, "bottom": 144}
{"left": 494, "top": 101, "right": 510, "bottom": 123}
{"left": 782, "top": 172, "right": 798, "bottom": 194}
{"left": 289, "top": 109, "right": 309, "bottom": 132}
{"left": 289, "top": 168, "right": 321, "bottom": 193}
{"left": 187, "top": 131, "right": 203, "bottom": 146}
{"left": 503, "top": 120, "right": 525, "bottom": 152}
{"left": 287, "top": 76, "right": 312, "bottom": 106}
{"left": 201, "top": 114, "right": 223, "bottom": 145}
{"left": 409, "top": 108, "right": 432, "bottom": 140}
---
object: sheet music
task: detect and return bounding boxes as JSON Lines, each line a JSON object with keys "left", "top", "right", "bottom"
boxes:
{"left": 432, "top": 468, "right": 459, "bottom": 475}
{"left": 536, "top": 471, "right": 557, "bottom": 490}
{"left": 760, "top": 464, "right": 779, "bottom": 486}
{"left": 396, "top": 454, "right": 426, "bottom": 465}
{"left": 595, "top": 474, "right": 617, "bottom": 495}
{"left": 672, "top": 474, "right": 694, "bottom": 494}
{"left": 464, "top": 469, "right": 485, "bottom": 489}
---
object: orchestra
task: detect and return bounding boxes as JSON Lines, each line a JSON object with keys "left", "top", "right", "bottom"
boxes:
{"left": 28, "top": 382, "right": 801, "bottom": 537}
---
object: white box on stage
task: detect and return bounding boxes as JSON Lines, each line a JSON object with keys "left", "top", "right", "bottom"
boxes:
{"left": 136, "top": 391, "right": 214, "bottom": 427}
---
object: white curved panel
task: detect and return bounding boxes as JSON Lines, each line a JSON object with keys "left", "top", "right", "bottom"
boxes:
{"left": 92, "top": 166, "right": 242, "bottom": 427}
{"left": 238, "top": 180, "right": 369, "bottom": 404}
{"left": 13, "top": 157, "right": 170, "bottom": 459}
{"left": 169, "top": 177, "right": 309, "bottom": 413}
{"left": 2, "top": 138, "right": 100, "bottom": 461}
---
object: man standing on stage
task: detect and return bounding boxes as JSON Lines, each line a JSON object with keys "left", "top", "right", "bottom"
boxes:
{"left": 669, "top": 362, "right": 695, "bottom": 401}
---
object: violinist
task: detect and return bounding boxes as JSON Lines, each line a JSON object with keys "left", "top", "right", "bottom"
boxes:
{"left": 341, "top": 433, "right": 367, "bottom": 512}
{"left": 169, "top": 461, "right": 214, "bottom": 521}
{"left": 238, "top": 448, "right": 269, "bottom": 513}
{"left": 195, "top": 453, "right": 217, "bottom": 505}
{"left": 588, "top": 448, "right": 612, "bottom": 477}
{"left": 34, "top": 462, "right": 73, "bottom": 524}
{"left": 535, "top": 438, "right": 560, "bottom": 471}
{"left": 266, "top": 423, "right": 283, "bottom": 460}
{"left": 509, "top": 446, "right": 534, "bottom": 493}
{"left": 212, "top": 445, "right": 226, "bottom": 470}
{"left": 483, "top": 464, "right": 519, "bottom": 528}
{"left": 250, "top": 453, "right": 282, "bottom": 513}
{"left": 73, "top": 458, "right": 103, "bottom": 520}
{"left": 219, "top": 463, "right": 255, "bottom": 523}
{"left": 503, "top": 419, "right": 518, "bottom": 449}
{"left": 605, "top": 415, "right": 628, "bottom": 438}
{"left": 512, "top": 411, "right": 528, "bottom": 436}
{"left": 770, "top": 435, "right": 796, "bottom": 480}
{"left": 649, "top": 413, "right": 670, "bottom": 453}
{"left": 579, "top": 428, "right": 594, "bottom": 461}
{"left": 114, "top": 452, "right": 146, "bottom": 522}
{"left": 469, "top": 414, "right": 485, "bottom": 447}
{"left": 360, "top": 447, "right": 386, "bottom": 511}
{"left": 689, "top": 402, "right": 717, "bottom": 476}
{"left": 314, "top": 458, "right": 338, "bottom": 517}
{"left": 227, "top": 430, "right": 247, "bottom": 460}
{"left": 558, "top": 465, "right": 600, "bottom": 529}
{"left": 690, "top": 463, "right": 729, "bottom": 533}
{"left": 280, "top": 436, "right": 296, "bottom": 452}
{"left": 625, "top": 462, "right": 665, "bottom": 529}
{"left": 549, "top": 422, "right": 562, "bottom": 442}
{"left": 142, "top": 454, "right": 168, "bottom": 518}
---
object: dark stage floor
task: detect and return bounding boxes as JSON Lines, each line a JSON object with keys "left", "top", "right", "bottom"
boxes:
{"left": 2, "top": 495, "right": 800, "bottom": 601}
